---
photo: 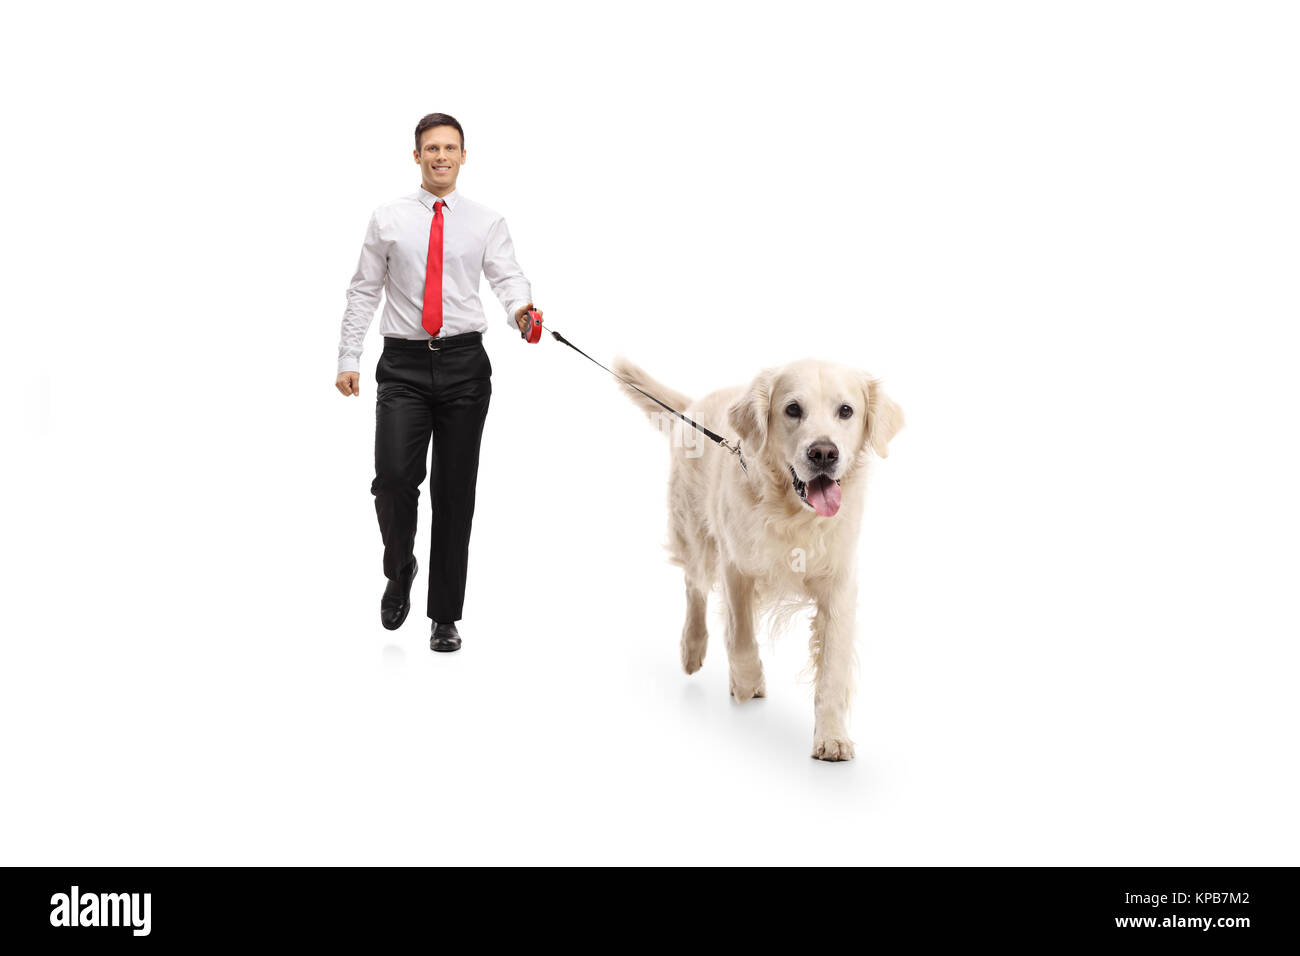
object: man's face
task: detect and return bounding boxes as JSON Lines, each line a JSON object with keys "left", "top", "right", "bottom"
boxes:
{"left": 414, "top": 126, "right": 465, "bottom": 193}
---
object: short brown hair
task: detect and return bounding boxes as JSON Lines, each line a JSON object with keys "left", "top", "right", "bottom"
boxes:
{"left": 415, "top": 113, "right": 465, "bottom": 152}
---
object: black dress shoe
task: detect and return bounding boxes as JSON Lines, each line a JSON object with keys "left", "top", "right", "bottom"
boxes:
{"left": 380, "top": 557, "right": 417, "bottom": 631}
{"left": 430, "top": 621, "right": 461, "bottom": 653}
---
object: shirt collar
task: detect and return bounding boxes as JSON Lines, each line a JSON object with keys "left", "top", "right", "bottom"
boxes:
{"left": 416, "top": 186, "right": 459, "bottom": 212}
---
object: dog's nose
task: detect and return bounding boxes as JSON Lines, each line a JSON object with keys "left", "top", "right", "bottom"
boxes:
{"left": 807, "top": 441, "right": 839, "bottom": 468}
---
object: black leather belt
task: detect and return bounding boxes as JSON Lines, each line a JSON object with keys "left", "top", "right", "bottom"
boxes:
{"left": 382, "top": 331, "right": 483, "bottom": 352}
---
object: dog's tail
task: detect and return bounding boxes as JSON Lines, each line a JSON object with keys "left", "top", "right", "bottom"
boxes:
{"left": 610, "top": 356, "right": 694, "bottom": 425}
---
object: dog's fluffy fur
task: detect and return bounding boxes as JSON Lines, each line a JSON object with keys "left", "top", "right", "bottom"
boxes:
{"left": 613, "top": 356, "right": 903, "bottom": 761}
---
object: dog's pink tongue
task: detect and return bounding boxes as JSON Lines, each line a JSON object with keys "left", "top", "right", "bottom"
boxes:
{"left": 807, "top": 476, "right": 841, "bottom": 517}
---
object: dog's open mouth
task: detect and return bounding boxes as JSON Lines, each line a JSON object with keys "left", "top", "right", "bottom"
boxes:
{"left": 790, "top": 466, "right": 842, "bottom": 517}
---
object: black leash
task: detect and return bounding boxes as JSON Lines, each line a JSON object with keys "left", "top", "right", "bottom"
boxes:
{"left": 547, "top": 328, "right": 748, "bottom": 474}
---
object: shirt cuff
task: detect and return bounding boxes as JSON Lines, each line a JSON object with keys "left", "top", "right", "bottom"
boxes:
{"left": 507, "top": 300, "right": 529, "bottom": 330}
{"left": 338, "top": 355, "right": 361, "bottom": 375}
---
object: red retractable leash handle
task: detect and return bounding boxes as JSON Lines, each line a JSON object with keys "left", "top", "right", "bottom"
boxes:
{"left": 521, "top": 308, "right": 543, "bottom": 343}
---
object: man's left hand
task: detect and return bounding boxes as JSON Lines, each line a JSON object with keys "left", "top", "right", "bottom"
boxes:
{"left": 515, "top": 302, "right": 541, "bottom": 336}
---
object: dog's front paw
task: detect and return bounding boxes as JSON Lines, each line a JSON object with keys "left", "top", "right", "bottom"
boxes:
{"left": 681, "top": 639, "right": 706, "bottom": 675}
{"left": 811, "top": 733, "right": 855, "bottom": 761}
{"left": 729, "top": 669, "right": 766, "bottom": 702}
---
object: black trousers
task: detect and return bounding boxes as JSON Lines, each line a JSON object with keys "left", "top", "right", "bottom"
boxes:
{"left": 372, "top": 331, "right": 492, "bottom": 623}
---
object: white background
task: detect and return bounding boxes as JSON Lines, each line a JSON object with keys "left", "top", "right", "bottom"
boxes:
{"left": 2, "top": 0, "right": 1297, "bottom": 865}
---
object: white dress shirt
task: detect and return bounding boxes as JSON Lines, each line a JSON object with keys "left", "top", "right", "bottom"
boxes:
{"left": 337, "top": 186, "right": 532, "bottom": 374}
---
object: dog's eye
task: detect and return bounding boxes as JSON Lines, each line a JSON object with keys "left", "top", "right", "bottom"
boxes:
{"left": 785, "top": 402, "right": 802, "bottom": 419}
{"left": 838, "top": 404, "right": 854, "bottom": 419}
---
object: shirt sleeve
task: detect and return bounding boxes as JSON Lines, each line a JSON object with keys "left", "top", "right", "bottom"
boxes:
{"left": 482, "top": 216, "right": 532, "bottom": 331}
{"left": 337, "top": 211, "right": 386, "bottom": 375}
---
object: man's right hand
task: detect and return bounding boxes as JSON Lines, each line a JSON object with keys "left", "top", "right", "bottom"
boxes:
{"left": 336, "top": 372, "right": 360, "bottom": 396}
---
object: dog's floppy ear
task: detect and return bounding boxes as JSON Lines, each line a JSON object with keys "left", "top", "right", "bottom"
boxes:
{"left": 864, "top": 375, "right": 904, "bottom": 459}
{"left": 728, "top": 368, "right": 776, "bottom": 454}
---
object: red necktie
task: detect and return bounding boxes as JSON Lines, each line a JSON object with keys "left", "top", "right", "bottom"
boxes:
{"left": 422, "top": 199, "right": 445, "bottom": 336}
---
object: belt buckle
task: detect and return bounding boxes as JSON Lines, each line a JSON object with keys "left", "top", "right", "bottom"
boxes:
{"left": 427, "top": 338, "right": 439, "bottom": 351}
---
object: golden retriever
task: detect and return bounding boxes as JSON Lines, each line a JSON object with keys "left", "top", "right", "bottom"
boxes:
{"left": 612, "top": 356, "right": 904, "bottom": 761}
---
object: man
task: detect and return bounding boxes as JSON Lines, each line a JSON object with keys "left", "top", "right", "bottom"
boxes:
{"left": 335, "top": 112, "right": 541, "bottom": 652}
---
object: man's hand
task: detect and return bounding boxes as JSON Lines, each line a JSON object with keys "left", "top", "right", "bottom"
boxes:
{"left": 515, "top": 301, "right": 542, "bottom": 337}
{"left": 336, "top": 371, "right": 360, "bottom": 396}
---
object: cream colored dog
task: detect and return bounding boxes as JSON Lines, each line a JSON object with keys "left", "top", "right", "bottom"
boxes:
{"left": 612, "top": 356, "right": 903, "bottom": 761}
